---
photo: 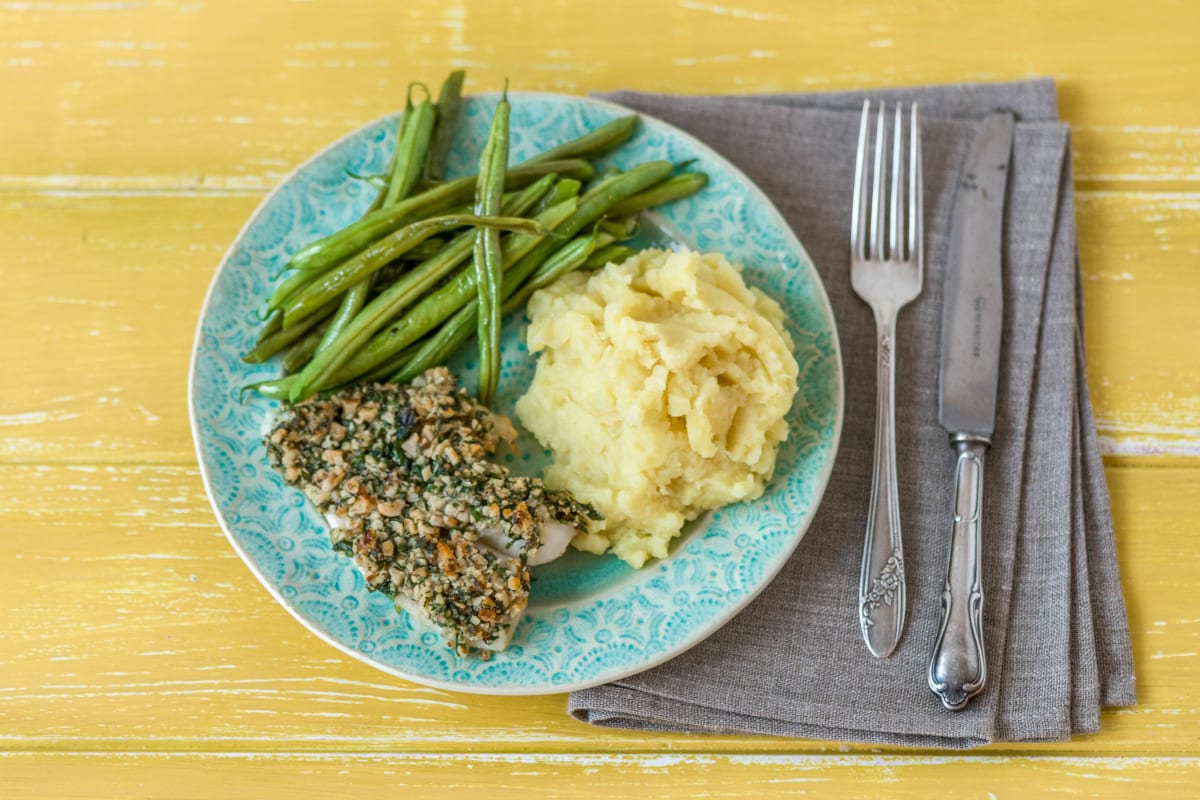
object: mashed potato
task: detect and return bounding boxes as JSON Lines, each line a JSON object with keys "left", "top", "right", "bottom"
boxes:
{"left": 515, "top": 248, "right": 799, "bottom": 568}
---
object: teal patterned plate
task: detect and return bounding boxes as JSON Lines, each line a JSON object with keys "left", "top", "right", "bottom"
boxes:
{"left": 189, "top": 93, "right": 843, "bottom": 695}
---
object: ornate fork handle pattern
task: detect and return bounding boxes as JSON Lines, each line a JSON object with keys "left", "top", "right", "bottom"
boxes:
{"left": 859, "top": 546, "right": 905, "bottom": 630}
{"left": 858, "top": 318, "right": 907, "bottom": 655}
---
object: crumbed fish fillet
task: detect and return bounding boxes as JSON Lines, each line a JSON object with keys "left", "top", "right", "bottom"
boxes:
{"left": 266, "top": 368, "right": 598, "bottom": 656}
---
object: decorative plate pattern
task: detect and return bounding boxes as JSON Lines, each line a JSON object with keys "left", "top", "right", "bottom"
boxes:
{"left": 188, "top": 92, "right": 843, "bottom": 695}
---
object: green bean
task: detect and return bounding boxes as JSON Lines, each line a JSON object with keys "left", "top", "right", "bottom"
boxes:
{"left": 502, "top": 229, "right": 605, "bottom": 315}
{"left": 472, "top": 87, "right": 510, "bottom": 407}
{"left": 383, "top": 84, "right": 436, "bottom": 207}
{"left": 363, "top": 189, "right": 386, "bottom": 215}
{"left": 534, "top": 177, "right": 581, "bottom": 213}
{"left": 282, "top": 322, "right": 330, "bottom": 373}
{"left": 396, "top": 229, "right": 604, "bottom": 384}
{"left": 285, "top": 175, "right": 556, "bottom": 403}
{"left": 304, "top": 197, "right": 579, "bottom": 397}
{"left": 256, "top": 309, "right": 283, "bottom": 343}
{"left": 606, "top": 171, "right": 709, "bottom": 217}
{"left": 580, "top": 170, "right": 623, "bottom": 202}
{"left": 426, "top": 70, "right": 465, "bottom": 182}
{"left": 396, "top": 237, "right": 447, "bottom": 262}
{"left": 345, "top": 169, "right": 388, "bottom": 192}
{"left": 286, "top": 159, "right": 594, "bottom": 274}
{"left": 391, "top": 304, "right": 474, "bottom": 384}
{"left": 598, "top": 215, "right": 639, "bottom": 241}
{"left": 281, "top": 213, "right": 545, "bottom": 328}
{"left": 313, "top": 277, "right": 370, "bottom": 356}
{"left": 345, "top": 342, "right": 424, "bottom": 386}
{"left": 267, "top": 263, "right": 326, "bottom": 312}
{"left": 243, "top": 297, "right": 340, "bottom": 363}
{"left": 363, "top": 110, "right": 408, "bottom": 215}
{"left": 241, "top": 375, "right": 296, "bottom": 402}
{"left": 581, "top": 243, "right": 636, "bottom": 271}
{"left": 524, "top": 115, "right": 637, "bottom": 165}
{"left": 442, "top": 186, "right": 531, "bottom": 218}
{"left": 250, "top": 341, "right": 418, "bottom": 403}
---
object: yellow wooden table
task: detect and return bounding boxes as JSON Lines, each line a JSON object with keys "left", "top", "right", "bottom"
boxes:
{"left": 3, "top": 1, "right": 1198, "bottom": 796}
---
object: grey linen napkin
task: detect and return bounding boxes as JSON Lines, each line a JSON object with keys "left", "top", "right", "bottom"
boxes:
{"left": 568, "top": 80, "right": 1135, "bottom": 747}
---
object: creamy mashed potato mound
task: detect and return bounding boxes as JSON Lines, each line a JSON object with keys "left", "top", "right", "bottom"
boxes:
{"left": 515, "top": 248, "right": 799, "bottom": 568}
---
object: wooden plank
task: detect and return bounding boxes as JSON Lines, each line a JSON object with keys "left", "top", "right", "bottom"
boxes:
{"left": 1073, "top": 127, "right": 1200, "bottom": 189}
{"left": 1077, "top": 192, "right": 1200, "bottom": 457}
{"left": 1, "top": 752, "right": 1198, "bottom": 799}
{"left": 0, "top": 463, "right": 1190, "bottom": 753}
{"left": 1, "top": 188, "right": 1196, "bottom": 463}
{"left": 0, "top": 193, "right": 255, "bottom": 463}
{"left": 0, "top": 0, "right": 1198, "bottom": 187}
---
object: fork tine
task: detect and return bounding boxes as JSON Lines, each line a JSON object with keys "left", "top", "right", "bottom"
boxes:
{"left": 869, "top": 101, "right": 886, "bottom": 262}
{"left": 889, "top": 103, "right": 905, "bottom": 261}
{"left": 909, "top": 103, "right": 924, "bottom": 278}
{"left": 851, "top": 100, "right": 870, "bottom": 260}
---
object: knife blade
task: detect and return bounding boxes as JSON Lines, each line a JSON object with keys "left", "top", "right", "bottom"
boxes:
{"left": 928, "top": 111, "right": 1014, "bottom": 711}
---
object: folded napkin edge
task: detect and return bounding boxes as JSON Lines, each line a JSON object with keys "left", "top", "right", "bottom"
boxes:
{"left": 597, "top": 75, "right": 1061, "bottom": 122}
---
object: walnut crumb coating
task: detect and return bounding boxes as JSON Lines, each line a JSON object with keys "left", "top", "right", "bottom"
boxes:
{"left": 265, "top": 367, "right": 598, "bottom": 656}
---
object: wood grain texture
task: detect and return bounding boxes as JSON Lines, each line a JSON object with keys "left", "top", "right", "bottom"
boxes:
{"left": 2, "top": 0, "right": 1198, "bottom": 794}
{"left": 0, "top": 194, "right": 250, "bottom": 463}
{"left": 1077, "top": 192, "right": 1200, "bottom": 458}
{"left": 0, "top": 1, "right": 1198, "bottom": 189}
{"left": 4, "top": 752, "right": 1200, "bottom": 799}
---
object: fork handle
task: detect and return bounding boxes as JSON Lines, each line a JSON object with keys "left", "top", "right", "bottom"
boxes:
{"left": 858, "top": 314, "right": 907, "bottom": 658}
{"left": 928, "top": 435, "right": 988, "bottom": 710}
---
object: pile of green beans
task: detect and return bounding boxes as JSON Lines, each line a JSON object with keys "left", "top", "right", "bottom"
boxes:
{"left": 243, "top": 70, "right": 711, "bottom": 406}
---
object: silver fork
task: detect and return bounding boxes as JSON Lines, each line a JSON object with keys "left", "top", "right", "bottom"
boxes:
{"left": 850, "top": 100, "right": 923, "bottom": 658}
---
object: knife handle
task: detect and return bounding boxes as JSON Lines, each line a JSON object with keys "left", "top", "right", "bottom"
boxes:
{"left": 858, "top": 318, "right": 907, "bottom": 658}
{"left": 928, "top": 435, "right": 989, "bottom": 710}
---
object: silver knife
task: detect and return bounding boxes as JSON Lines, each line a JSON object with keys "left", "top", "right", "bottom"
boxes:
{"left": 928, "top": 112, "right": 1014, "bottom": 711}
